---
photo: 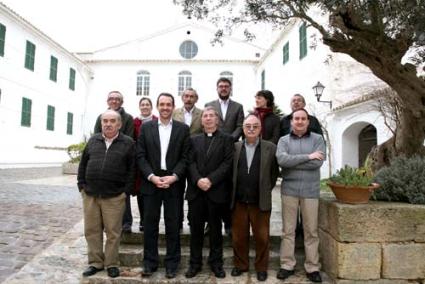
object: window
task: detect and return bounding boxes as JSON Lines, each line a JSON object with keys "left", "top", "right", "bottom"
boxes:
{"left": 24, "top": 40, "right": 36, "bottom": 71}
{"left": 219, "top": 71, "right": 233, "bottom": 85}
{"left": 299, "top": 23, "right": 307, "bottom": 59}
{"left": 69, "top": 68, "right": 76, "bottom": 90}
{"left": 261, "top": 70, "right": 265, "bottom": 90}
{"left": 66, "top": 112, "right": 73, "bottom": 135}
{"left": 21, "top": 97, "right": 32, "bottom": 127}
{"left": 46, "top": 105, "right": 55, "bottom": 131}
{"left": 283, "top": 41, "right": 289, "bottom": 64}
{"left": 178, "top": 71, "right": 192, "bottom": 96}
{"left": 136, "top": 70, "right": 150, "bottom": 96}
{"left": 0, "top": 23, "right": 6, "bottom": 57}
{"left": 179, "top": 40, "right": 198, "bottom": 59}
{"left": 49, "top": 56, "right": 58, "bottom": 82}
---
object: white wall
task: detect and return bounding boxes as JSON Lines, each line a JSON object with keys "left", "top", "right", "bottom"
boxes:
{"left": 0, "top": 8, "right": 91, "bottom": 167}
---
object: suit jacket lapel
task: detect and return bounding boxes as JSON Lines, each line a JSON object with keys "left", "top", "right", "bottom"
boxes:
{"left": 191, "top": 107, "right": 201, "bottom": 128}
{"left": 214, "top": 100, "right": 224, "bottom": 121}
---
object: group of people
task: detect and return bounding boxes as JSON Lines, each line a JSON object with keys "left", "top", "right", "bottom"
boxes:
{"left": 77, "top": 77, "right": 325, "bottom": 282}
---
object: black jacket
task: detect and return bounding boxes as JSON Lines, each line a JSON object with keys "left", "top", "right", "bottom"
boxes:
{"left": 94, "top": 107, "right": 134, "bottom": 137}
{"left": 280, "top": 114, "right": 323, "bottom": 137}
{"left": 77, "top": 133, "right": 135, "bottom": 197}
{"left": 186, "top": 130, "right": 234, "bottom": 204}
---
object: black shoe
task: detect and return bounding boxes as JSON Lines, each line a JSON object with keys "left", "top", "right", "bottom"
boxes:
{"left": 306, "top": 271, "right": 322, "bottom": 282}
{"left": 185, "top": 266, "right": 201, "bottom": 278}
{"left": 141, "top": 266, "right": 157, "bottom": 277}
{"left": 276, "top": 268, "right": 294, "bottom": 280}
{"left": 82, "top": 266, "right": 103, "bottom": 277}
{"left": 257, "top": 271, "right": 268, "bottom": 281}
{"left": 122, "top": 224, "right": 132, "bottom": 233}
{"left": 107, "top": 267, "right": 120, "bottom": 278}
{"left": 165, "top": 268, "right": 177, "bottom": 279}
{"left": 231, "top": 267, "right": 245, "bottom": 277}
{"left": 225, "top": 227, "right": 232, "bottom": 237}
{"left": 139, "top": 225, "right": 144, "bottom": 232}
{"left": 211, "top": 266, "right": 226, "bottom": 278}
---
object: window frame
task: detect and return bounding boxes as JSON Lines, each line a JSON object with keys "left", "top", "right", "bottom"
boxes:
{"left": 0, "top": 23, "right": 6, "bottom": 57}
{"left": 66, "top": 112, "right": 73, "bottom": 135}
{"left": 283, "top": 41, "right": 289, "bottom": 64}
{"left": 179, "top": 40, "right": 198, "bottom": 59}
{"left": 69, "top": 68, "right": 76, "bottom": 90}
{"left": 299, "top": 23, "right": 307, "bottom": 60}
{"left": 178, "top": 71, "right": 192, "bottom": 96}
{"left": 24, "top": 40, "right": 36, "bottom": 71}
{"left": 21, "top": 97, "right": 32, "bottom": 127}
{"left": 46, "top": 105, "right": 55, "bottom": 131}
{"left": 49, "top": 55, "right": 58, "bottom": 82}
{"left": 136, "top": 70, "right": 150, "bottom": 96}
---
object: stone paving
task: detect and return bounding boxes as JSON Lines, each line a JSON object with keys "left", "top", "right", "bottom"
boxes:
{"left": 0, "top": 167, "right": 82, "bottom": 283}
{"left": 0, "top": 168, "right": 331, "bottom": 283}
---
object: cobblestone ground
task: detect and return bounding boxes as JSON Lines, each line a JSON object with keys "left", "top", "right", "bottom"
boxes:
{"left": 0, "top": 167, "right": 82, "bottom": 283}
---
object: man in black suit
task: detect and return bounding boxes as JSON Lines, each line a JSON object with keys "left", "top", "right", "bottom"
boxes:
{"left": 205, "top": 77, "right": 244, "bottom": 235}
{"left": 184, "top": 106, "right": 234, "bottom": 279}
{"left": 136, "top": 93, "right": 191, "bottom": 279}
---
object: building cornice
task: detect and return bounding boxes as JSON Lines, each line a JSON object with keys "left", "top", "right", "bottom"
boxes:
{"left": 85, "top": 59, "right": 260, "bottom": 64}
{"left": 0, "top": 2, "right": 92, "bottom": 72}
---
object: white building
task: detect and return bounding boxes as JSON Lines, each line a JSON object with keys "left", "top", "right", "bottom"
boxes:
{"left": 0, "top": 2, "right": 92, "bottom": 167}
{"left": 0, "top": 2, "right": 397, "bottom": 175}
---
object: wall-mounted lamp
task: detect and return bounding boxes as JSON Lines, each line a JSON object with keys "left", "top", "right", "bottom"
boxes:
{"left": 312, "top": 81, "right": 332, "bottom": 109}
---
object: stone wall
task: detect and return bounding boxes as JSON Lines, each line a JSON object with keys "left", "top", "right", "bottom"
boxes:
{"left": 319, "top": 197, "right": 425, "bottom": 283}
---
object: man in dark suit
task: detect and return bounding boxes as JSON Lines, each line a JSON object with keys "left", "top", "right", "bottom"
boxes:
{"left": 205, "top": 77, "right": 245, "bottom": 235}
{"left": 205, "top": 77, "right": 244, "bottom": 142}
{"left": 184, "top": 106, "right": 234, "bottom": 279}
{"left": 280, "top": 94, "right": 323, "bottom": 137}
{"left": 136, "top": 93, "right": 191, "bottom": 279}
{"left": 230, "top": 114, "right": 279, "bottom": 282}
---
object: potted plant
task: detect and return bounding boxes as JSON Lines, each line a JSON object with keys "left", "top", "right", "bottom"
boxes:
{"left": 62, "top": 142, "right": 86, "bottom": 174}
{"left": 327, "top": 165, "right": 379, "bottom": 204}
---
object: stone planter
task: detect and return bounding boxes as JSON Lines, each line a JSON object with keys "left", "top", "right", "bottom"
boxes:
{"left": 62, "top": 162, "right": 79, "bottom": 175}
{"left": 319, "top": 197, "right": 425, "bottom": 283}
{"left": 327, "top": 181, "right": 380, "bottom": 204}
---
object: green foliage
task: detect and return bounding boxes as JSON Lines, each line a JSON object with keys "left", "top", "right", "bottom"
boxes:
{"left": 329, "top": 165, "right": 373, "bottom": 187}
{"left": 372, "top": 156, "right": 425, "bottom": 204}
{"left": 67, "top": 142, "right": 86, "bottom": 163}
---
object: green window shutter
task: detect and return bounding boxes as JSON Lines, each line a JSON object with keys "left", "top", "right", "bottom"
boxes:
{"left": 46, "top": 105, "right": 55, "bottom": 131}
{"left": 69, "top": 68, "right": 76, "bottom": 90}
{"left": 67, "top": 112, "right": 73, "bottom": 135}
{"left": 49, "top": 56, "right": 58, "bottom": 82}
{"left": 21, "top": 97, "right": 32, "bottom": 127}
{"left": 0, "top": 23, "right": 6, "bottom": 57}
{"left": 283, "top": 42, "right": 289, "bottom": 64}
{"left": 24, "top": 40, "right": 36, "bottom": 71}
{"left": 299, "top": 23, "right": 307, "bottom": 59}
{"left": 261, "top": 70, "right": 265, "bottom": 90}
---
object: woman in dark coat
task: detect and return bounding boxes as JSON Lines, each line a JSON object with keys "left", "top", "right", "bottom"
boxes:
{"left": 253, "top": 90, "right": 280, "bottom": 144}
{"left": 133, "top": 97, "right": 157, "bottom": 231}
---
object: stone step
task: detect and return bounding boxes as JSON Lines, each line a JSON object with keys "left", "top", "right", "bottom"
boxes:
{"left": 121, "top": 230, "right": 285, "bottom": 250}
{"left": 118, "top": 244, "right": 282, "bottom": 268}
{"left": 82, "top": 267, "right": 332, "bottom": 284}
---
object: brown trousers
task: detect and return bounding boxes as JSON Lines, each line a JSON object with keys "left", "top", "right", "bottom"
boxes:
{"left": 82, "top": 191, "right": 126, "bottom": 269}
{"left": 231, "top": 202, "right": 271, "bottom": 272}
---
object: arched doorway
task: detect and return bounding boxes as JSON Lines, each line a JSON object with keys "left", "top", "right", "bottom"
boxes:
{"left": 358, "top": 124, "right": 377, "bottom": 167}
{"left": 341, "top": 122, "right": 377, "bottom": 168}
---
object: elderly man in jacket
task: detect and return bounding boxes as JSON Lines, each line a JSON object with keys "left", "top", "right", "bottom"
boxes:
{"left": 230, "top": 114, "right": 279, "bottom": 282}
{"left": 276, "top": 108, "right": 325, "bottom": 283}
{"left": 78, "top": 109, "right": 135, "bottom": 278}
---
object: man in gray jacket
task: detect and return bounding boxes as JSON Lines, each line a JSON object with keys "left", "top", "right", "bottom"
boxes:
{"left": 275, "top": 108, "right": 325, "bottom": 283}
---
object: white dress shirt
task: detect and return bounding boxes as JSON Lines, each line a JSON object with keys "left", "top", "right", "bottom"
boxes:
{"left": 184, "top": 107, "right": 193, "bottom": 127}
{"left": 219, "top": 98, "right": 229, "bottom": 120}
{"left": 158, "top": 119, "right": 173, "bottom": 170}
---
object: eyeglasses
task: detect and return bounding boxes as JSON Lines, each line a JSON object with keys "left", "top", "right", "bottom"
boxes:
{"left": 243, "top": 124, "right": 260, "bottom": 130}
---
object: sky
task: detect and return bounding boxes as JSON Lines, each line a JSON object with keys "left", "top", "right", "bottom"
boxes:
{"left": 1, "top": 0, "right": 196, "bottom": 51}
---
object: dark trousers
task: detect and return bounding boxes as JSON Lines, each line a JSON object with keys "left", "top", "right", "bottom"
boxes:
{"left": 232, "top": 202, "right": 271, "bottom": 272}
{"left": 143, "top": 188, "right": 180, "bottom": 271}
{"left": 122, "top": 194, "right": 133, "bottom": 227}
{"left": 122, "top": 194, "right": 144, "bottom": 227}
{"left": 188, "top": 194, "right": 225, "bottom": 269}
